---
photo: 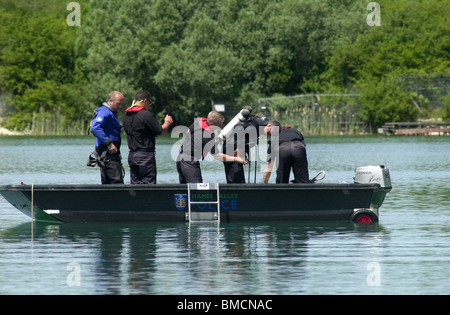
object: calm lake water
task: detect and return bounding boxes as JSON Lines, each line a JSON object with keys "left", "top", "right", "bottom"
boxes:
{"left": 0, "top": 135, "right": 449, "bottom": 295}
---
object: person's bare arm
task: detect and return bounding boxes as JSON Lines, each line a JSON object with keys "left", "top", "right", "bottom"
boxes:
{"left": 263, "top": 161, "right": 274, "bottom": 183}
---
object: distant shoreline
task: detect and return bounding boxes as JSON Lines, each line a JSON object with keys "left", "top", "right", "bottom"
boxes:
{"left": 0, "top": 127, "right": 25, "bottom": 136}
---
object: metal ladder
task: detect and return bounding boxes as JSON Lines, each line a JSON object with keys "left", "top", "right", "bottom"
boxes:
{"left": 187, "top": 183, "right": 220, "bottom": 223}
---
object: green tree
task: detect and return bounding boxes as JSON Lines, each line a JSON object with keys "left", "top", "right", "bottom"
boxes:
{"left": 154, "top": 5, "right": 249, "bottom": 119}
{"left": 442, "top": 95, "right": 450, "bottom": 121}
{"left": 359, "top": 75, "right": 417, "bottom": 129}
{"left": 76, "top": 0, "right": 153, "bottom": 106}
{"left": 317, "top": 0, "right": 449, "bottom": 128}
{"left": 0, "top": 2, "right": 85, "bottom": 133}
{"left": 154, "top": 0, "right": 364, "bottom": 123}
{"left": 4, "top": 0, "right": 446, "bottom": 132}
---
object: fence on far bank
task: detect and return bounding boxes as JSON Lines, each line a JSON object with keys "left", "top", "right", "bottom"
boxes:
{"left": 257, "top": 94, "right": 366, "bottom": 135}
{"left": 26, "top": 106, "right": 89, "bottom": 136}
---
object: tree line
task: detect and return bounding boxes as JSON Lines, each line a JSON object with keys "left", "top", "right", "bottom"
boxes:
{"left": 0, "top": 0, "right": 448, "bottom": 135}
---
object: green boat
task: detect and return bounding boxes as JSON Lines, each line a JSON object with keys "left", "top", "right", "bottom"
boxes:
{"left": 0, "top": 165, "right": 391, "bottom": 224}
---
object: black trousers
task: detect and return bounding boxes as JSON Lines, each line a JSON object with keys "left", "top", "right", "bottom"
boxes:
{"left": 223, "top": 162, "right": 245, "bottom": 183}
{"left": 176, "top": 158, "right": 203, "bottom": 184}
{"left": 128, "top": 151, "right": 157, "bottom": 184}
{"left": 100, "top": 154, "right": 124, "bottom": 184}
{"left": 276, "top": 140, "right": 309, "bottom": 184}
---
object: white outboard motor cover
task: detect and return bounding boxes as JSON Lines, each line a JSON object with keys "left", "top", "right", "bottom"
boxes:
{"left": 354, "top": 165, "right": 391, "bottom": 190}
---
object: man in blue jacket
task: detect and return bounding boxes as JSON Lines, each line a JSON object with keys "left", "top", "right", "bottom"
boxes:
{"left": 90, "top": 91, "right": 124, "bottom": 184}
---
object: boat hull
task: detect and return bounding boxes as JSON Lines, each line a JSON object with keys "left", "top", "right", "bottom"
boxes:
{"left": 0, "top": 183, "right": 389, "bottom": 223}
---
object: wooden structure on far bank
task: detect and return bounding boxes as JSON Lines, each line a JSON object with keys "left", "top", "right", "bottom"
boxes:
{"left": 378, "top": 122, "right": 450, "bottom": 136}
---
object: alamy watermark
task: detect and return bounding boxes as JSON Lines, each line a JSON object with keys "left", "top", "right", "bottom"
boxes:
{"left": 367, "top": 2, "right": 381, "bottom": 27}
{"left": 366, "top": 262, "right": 381, "bottom": 287}
{"left": 67, "top": 2, "right": 380, "bottom": 28}
{"left": 66, "top": 262, "right": 81, "bottom": 287}
{"left": 67, "top": 2, "right": 81, "bottom": 27}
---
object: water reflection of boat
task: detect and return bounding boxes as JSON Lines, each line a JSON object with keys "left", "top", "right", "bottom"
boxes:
{"left": 0, "top": 165, "right": 391, "bottom": 224}
{"left": 4, "top": 221, "right": 381, "bottom": 294}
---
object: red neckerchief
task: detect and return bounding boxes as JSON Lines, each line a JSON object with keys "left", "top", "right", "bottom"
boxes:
{"left": 198, "top": 117, "right": 212, "bottom": 132}
{"left": 197, "top": 118, "right": 213, "bottom": 160}
{"left": 125, "top": 106, "right": 146, "bottom": 113}
{"left": 282, "top": 126, "right": 291, "bottom": 130}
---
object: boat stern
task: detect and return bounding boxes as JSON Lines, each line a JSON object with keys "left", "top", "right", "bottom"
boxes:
{"left": 352, "top": 165, "right": 392, "bottom": 223}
